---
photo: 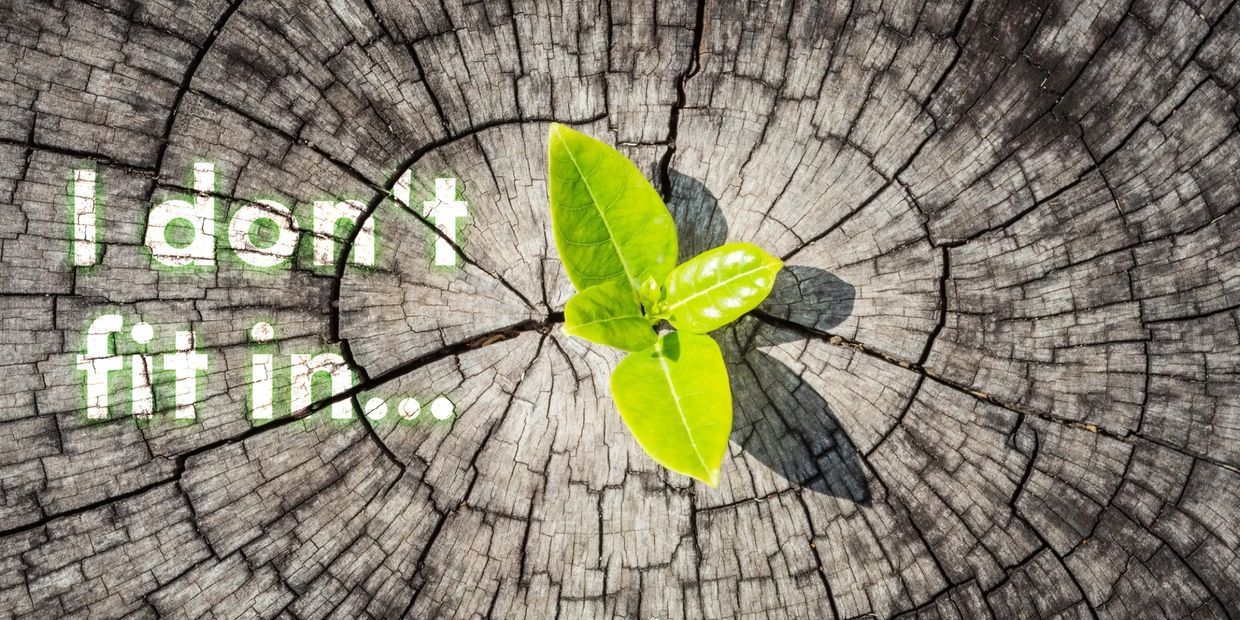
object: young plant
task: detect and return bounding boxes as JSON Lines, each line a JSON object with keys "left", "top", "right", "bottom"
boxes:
{"left": 548, "top": 124, "right": 783, "bottom": 486}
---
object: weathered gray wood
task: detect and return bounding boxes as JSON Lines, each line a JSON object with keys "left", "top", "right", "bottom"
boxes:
{"left": 1, "top": 0, "right": 1238, "bottom": 617}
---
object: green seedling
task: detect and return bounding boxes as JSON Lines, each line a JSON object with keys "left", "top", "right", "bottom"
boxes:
{"left": 548, "top": 124, "right": 783, "bottom": 486}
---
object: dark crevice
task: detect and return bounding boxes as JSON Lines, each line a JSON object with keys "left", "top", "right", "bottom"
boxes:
{"left": 312, "top": 313, "right": 561, "bottom": 419}
{"left": 794, "top": 490, "right": 843, "bottom": 620}
{"left": 326, "top": 113, "right": 605, "bottom": 352}
{"left": 864, "top": 374, "right": 926, "bottom": 459}
{"left": 402, "top": 333, "right": 548, "bottom": 615}
{"left": 757, "top": 305, "right": 1240, "bottom": 478}
{"left": 0, "top": 312, "right": 561, "bottom": 541}
{"left": 752, "top": 309, "right": 1132, "bottom": 447}
{"left": 779, "top": 0, "right": 977, "bottom": 262}
{"left": 360, "top": 0, "right": 452, "bottom": 136}
{"left": 0, "top": 475, "right": 175, "bottom": 539}
{"left": 918, "top": 247, "right": 950, "bottom": 366}
{"left": 656, "top": 0, "right": 707, "bottom": 202}
{"left": 149, "top": 0, "right": 246, "bottom": 173}
{"left": 0, "top": 136, "right": 157, "bottom": 177}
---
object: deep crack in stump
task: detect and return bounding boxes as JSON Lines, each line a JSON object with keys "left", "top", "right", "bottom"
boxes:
{"left": 1, "top": 0, "right": 1239, "bottom": 617}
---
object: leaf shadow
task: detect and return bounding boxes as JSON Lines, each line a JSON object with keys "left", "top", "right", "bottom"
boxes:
{"left": 667, "top": 170, "right": 867, "bottom": 502}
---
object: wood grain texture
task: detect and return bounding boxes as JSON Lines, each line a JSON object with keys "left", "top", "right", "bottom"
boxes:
{"left": 1, "top": 0, "right": 1238, "bottom": 617}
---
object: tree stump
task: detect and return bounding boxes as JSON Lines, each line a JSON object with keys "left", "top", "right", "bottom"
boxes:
{"left": 1, "top": 0, "right": 1238, "bottom": 617}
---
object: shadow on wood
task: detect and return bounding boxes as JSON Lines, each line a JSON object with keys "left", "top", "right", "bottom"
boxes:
{"left": 668, "top": 170, "right": 865, "bottom": 500}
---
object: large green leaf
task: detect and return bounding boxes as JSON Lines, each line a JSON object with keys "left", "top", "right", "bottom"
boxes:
{"left": 547, "top": 123, "right": 678, "bottom": 292}
{"left": 610, "top": 332, "right": 732, "bottom": 486}
{"left": 661, "top": 242, "right": 783, "bottom": 333}
{"left": 564, "top": 280, "right": 657, "bottom": 352}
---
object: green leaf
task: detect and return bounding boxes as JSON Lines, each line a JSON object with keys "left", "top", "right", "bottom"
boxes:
{"left": 638, "top": 275, "right": 662, "bottom": 315}
{"left": 564, "top": 280, "right": 657, "bottom": 352}
{"left": 547, "top": 123, "right": 678, "bottom": 293}
{"left": 610, "top": 332, "right": 732, "bottom": 486}
{"left": 662, "top": 242, "right": 783, "bottom": 333}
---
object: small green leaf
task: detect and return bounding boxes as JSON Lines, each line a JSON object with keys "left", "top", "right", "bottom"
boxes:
{"left": 547, "top": 123, "right": 678, "bottom": 293}
{"left": 610, "top": 332, "right": 732, "bottom": 486}
{"left": 638, "top": 275, "right": 662, "bottom": 317}
{"left": 662, "top": 242, "right": 783, "bottom": 333}
{"left": 564, "top": 280, "right": 657, "bottom": 352}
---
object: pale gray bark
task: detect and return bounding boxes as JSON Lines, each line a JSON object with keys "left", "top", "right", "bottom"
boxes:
{"left": 0, "top": 0, "right": 1238, "bottom": 617}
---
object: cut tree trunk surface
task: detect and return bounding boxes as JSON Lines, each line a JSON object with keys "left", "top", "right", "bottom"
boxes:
{"left": 1, "top": 0, "right": 1238, "bottom": 618}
